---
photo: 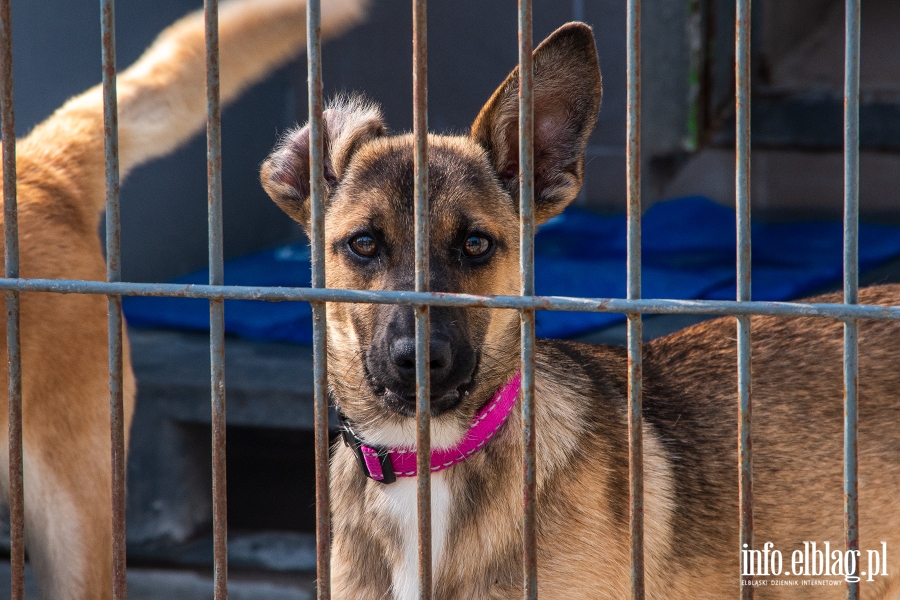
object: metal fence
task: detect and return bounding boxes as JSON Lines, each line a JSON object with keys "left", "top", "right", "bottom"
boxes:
{"left": 0, "top": 0, "right": 875, "bottom": 599}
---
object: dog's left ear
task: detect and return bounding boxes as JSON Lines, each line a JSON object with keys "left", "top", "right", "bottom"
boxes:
{"left": 471, "top": 22, "right": 602, "bottom": 224}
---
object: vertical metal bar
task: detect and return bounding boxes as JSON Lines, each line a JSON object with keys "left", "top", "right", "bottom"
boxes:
{"left": 306, "top": 0, "right": 331, "bottom": 598}
{"left": 518, "top": 1, "right": 537, "bottom": 598}
{"left": 204, "top": 1, "right": 228, "bottom": 598}
{"left": 626, "top": 0, "right": 643, "bottom": 598}
{"left": 735, "top": 0, "right": 753, "bottom": 598}
{"left": 0, "top": 2, "right": 23, "bottom": 599}
{"left": 101, "top": 1, "right": 127, "bottom": 598}
{"left": 843, "top": 0, "right": 860, "bottom": 598}
{"left": 412, "top": 0, "right": 432, "bottom": 598}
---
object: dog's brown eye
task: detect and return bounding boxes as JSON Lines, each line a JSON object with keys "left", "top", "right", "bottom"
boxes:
{"left": 349, "top": 234, "right": 378, "bottom": 258}
{"left": 462, "top": 234, "right": 492, "bottom": 258}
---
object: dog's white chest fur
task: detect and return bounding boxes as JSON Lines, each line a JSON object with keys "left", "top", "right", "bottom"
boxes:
{"left": 379, "top": 473, "right": 451, "bottom": 600}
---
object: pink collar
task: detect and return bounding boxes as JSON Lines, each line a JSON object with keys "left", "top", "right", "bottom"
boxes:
{"left": 339, "top": 371, "right": 522, "bottom": 484}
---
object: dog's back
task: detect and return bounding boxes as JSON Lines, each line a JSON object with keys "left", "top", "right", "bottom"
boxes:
{"left": 521, "top": 286, "right": 900, "bottom": 599}
{"left": 638, "top": 284, "right": 900, "bottom": 598}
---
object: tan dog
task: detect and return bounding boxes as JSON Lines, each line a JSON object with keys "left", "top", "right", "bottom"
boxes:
{"left": 262, "top": 22, "right": 900, "bottom": 600}
{"left": 0, "top": 0, "right": 365, "bottom": 598}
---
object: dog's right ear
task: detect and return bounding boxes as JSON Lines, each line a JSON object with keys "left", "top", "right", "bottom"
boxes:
{"left": 261, "top": 97, "right": 385, "bottom": 230}
{"left": 471, "top": 23, "right": 602, "bottom": 224}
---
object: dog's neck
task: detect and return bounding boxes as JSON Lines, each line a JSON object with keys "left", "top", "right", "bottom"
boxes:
{"left": 338, "top": 371, "right": 522, "bottom": 483}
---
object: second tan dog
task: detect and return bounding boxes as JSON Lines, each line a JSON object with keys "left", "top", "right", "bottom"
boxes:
{"left": 0, "top": 0, "right": 365, "bottom": 598}
{"left": 262, "top": 22, "right": 900, "bottom": 600}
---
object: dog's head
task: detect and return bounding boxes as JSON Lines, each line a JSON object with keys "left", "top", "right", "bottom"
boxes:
{"left": 261, "top": 23, "right": 601, "bottom": 447}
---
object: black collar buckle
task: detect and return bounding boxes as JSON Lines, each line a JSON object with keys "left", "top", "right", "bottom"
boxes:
{"left": 338, "top": 413, "right": 397, "bottom": 484}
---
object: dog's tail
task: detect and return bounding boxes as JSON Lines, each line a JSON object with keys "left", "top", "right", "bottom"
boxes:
{"left": 14, "top": 0, "right": 366, "bottom": 221}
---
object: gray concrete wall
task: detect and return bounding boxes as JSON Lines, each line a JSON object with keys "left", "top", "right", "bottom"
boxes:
{"left": 13, "top": 0, "right": 694, "bottom": 281}
{"left": 692, "top": 0, "right": 900, "bottom": 217}
{"left": 759, "top": 0, "right": 833, "bottom": 71}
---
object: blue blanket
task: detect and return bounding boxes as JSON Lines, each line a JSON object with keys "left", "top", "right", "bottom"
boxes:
{"left": 123, "top": 196, "right": 900, "bottom": 342}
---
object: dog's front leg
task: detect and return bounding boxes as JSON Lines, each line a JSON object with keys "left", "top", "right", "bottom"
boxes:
{"left": 330, "top": 452, "right": 396, "bottom": 599}
{"left": 32, "top": 456, "right": 112, "bottom": 600}
{"left": 0, "top": 443, "right": 117, "bottom": 600}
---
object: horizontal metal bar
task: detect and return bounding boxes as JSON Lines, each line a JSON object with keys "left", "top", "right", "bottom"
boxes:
{"left": 1, "top": 278, "right": 899, "bottom": 320}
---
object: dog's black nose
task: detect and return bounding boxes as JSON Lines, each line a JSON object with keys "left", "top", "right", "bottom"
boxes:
{"left": 366, "top": 305, "right": 477, "bottom": 415}
{"left": 389, "top": 336, "right": 452, "bottom": 382}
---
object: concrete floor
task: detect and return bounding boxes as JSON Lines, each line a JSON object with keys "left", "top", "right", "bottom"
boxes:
{"left": 0, "top": 562, "right": 316, "bottom": 600}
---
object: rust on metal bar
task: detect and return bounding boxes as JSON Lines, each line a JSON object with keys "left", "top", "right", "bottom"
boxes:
{"left": 735, "top": 0, "right": 754, "bottom": 597}
{"left": 843, "top": 0, "right": 861, "bottom": 597}
{"left": 518, "top": 1, "right": 537, "bottom": 598}
{"left": 521, "top": 309, "right": 536, "bottom": 599}
{"left": 311, "top": 296, "right": 329, "bottom": 599}
{"left": 626, "top": 0, "right": 644, "bottom": 597}
{"left": 0, "top": 0, "right": 23, "bottom": 598}
{"left": 737, "top": 313, "right": 752, "bottom": 599}
{"left": 412, "top": 0, "right": 432, "bottom": 597}
{"left": 626, "top": 315, "right": 643, "bottom": 599}
{"left": 306, "top": 0, "right": 331, "bottom": 597}
{"left": 204, "top": 0, "right": 228, "bottom": 597}
{"left": 210, "top": 296, "right": 227, "bottom": 600}
{"left": 101, "top": 0, "right": 128, "bottom": 597}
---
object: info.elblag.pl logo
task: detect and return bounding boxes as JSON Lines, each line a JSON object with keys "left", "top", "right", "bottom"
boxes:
{"left": 741, "top": 542, "right": 889, "bottom": 587}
